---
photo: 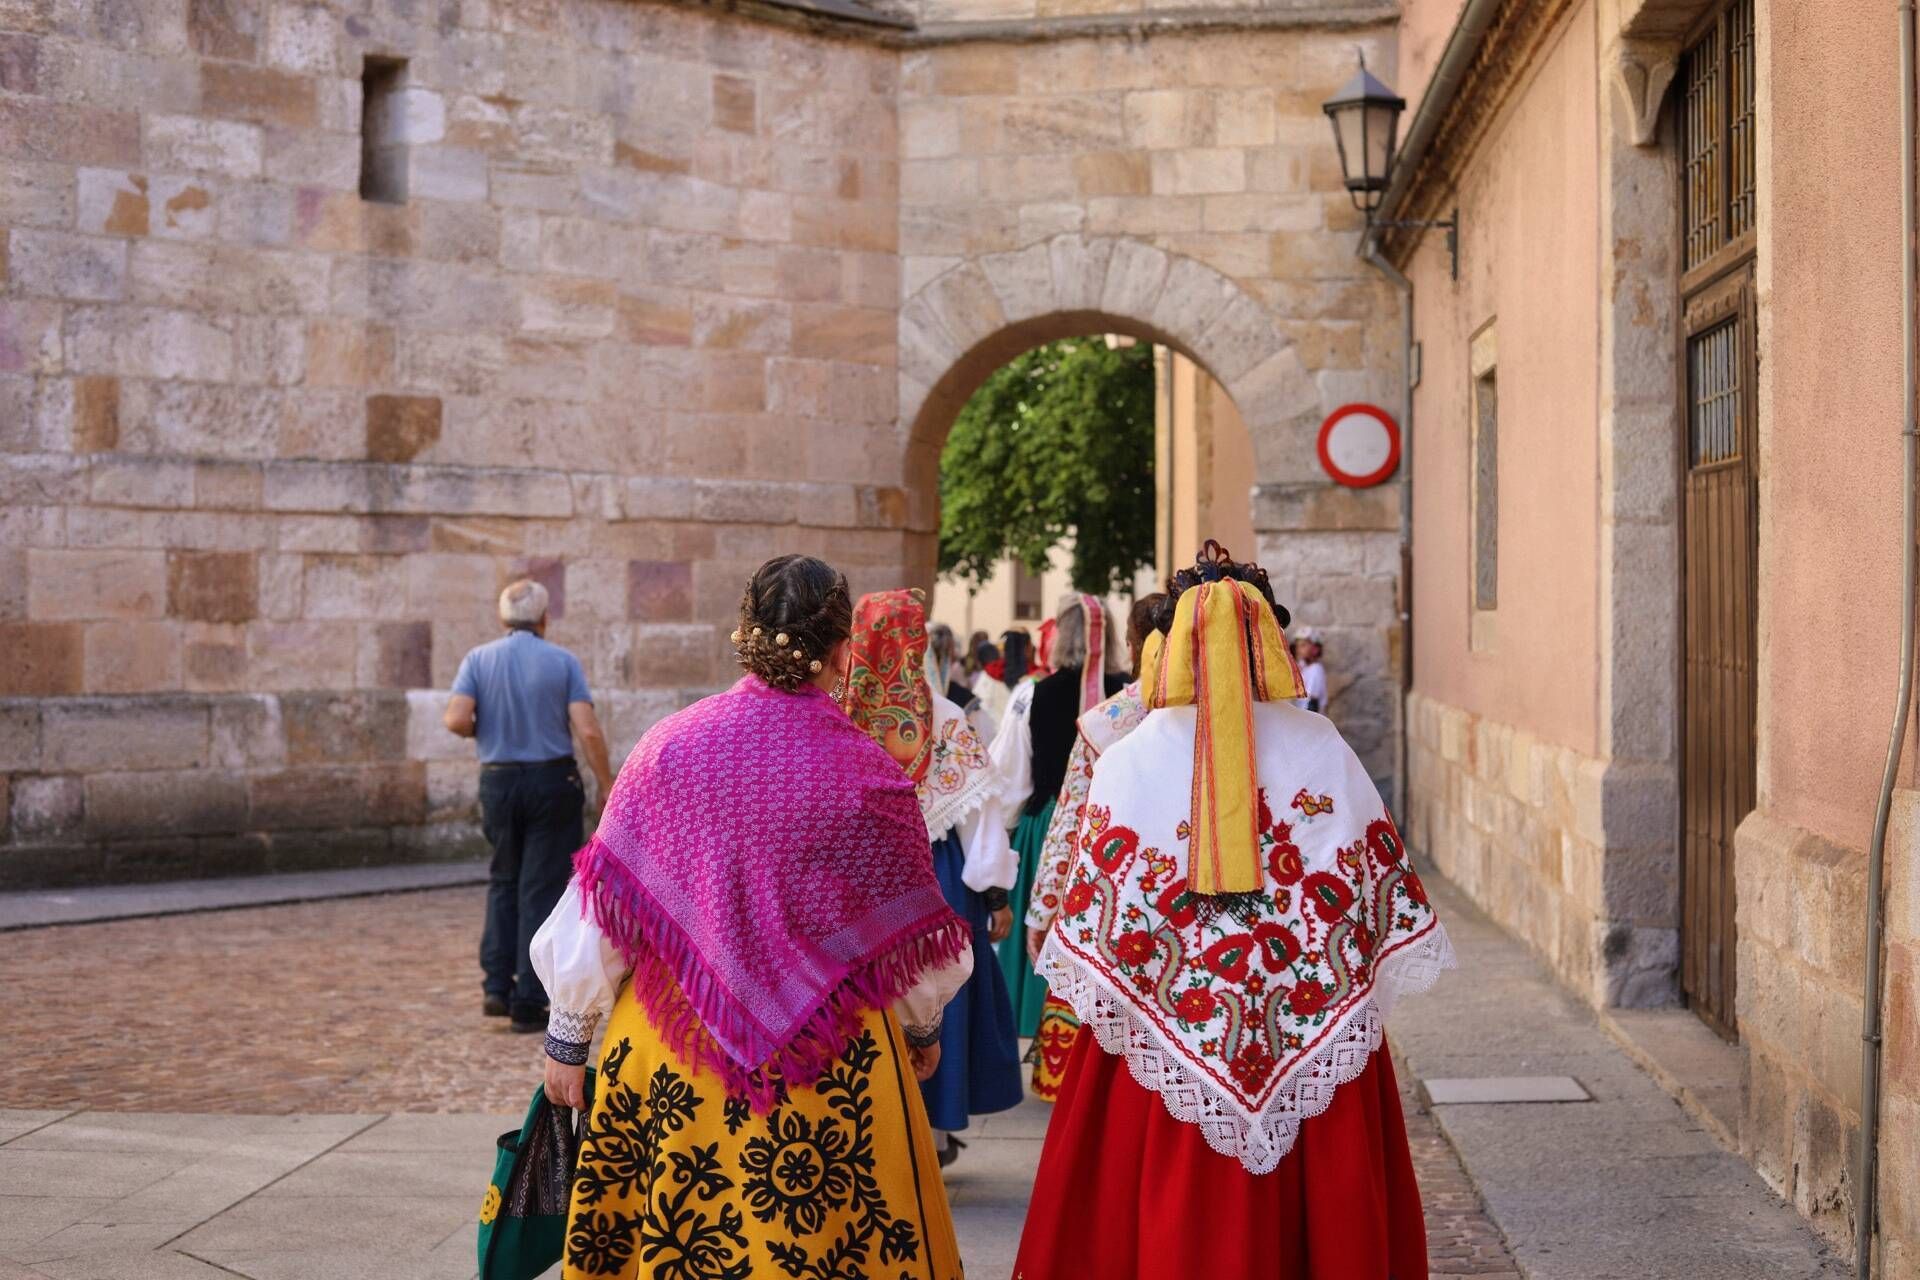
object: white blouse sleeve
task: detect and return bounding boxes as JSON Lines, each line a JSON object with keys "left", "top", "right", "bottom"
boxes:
{"left": 530, "top": 884, "right": 631, "bottom": 1063}
{"left": 986, "top": 687, "right": 1033, "bottom": 824}
{"left": 892, "top": 946, "right": 975, "bottom": 1047}
{"left": 957, "top": 792, "right": 1017, "bottom": 893}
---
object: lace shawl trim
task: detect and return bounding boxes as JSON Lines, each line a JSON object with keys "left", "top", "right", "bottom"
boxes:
{"left": 919, "top": 765, "right": 998, "bottom": 841}
{"left": 1035, "top": 922, "right": 1456, "bottom": 1175}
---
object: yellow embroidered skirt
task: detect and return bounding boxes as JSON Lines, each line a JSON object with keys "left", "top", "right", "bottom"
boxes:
{"left": 563, "top": 986, "right": 964, "bottom": 1280}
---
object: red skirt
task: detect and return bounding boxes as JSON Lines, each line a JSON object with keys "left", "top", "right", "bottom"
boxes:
{"left": 1014, "top": 1030, "right": 1428, "bottom": 1280}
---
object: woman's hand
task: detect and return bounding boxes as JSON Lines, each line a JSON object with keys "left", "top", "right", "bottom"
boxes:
{"left": 987, "top": 905, "right": 1013, "bottom": 943}
{"left": 1026, "top": 925, "right": 1048, "bottom": 963}
{"left": 909, "top": 1041, "right": 942, "bottom": 1082}
{"left": 544, "top": 1057, "right": 587, "bottom": 1110}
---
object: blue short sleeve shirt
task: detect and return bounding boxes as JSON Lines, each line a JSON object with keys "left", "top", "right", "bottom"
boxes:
{"left": 451, "top": 629, "right": 592, "bottom": 764}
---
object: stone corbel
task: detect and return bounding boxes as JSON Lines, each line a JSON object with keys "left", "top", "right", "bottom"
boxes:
{"left": 1611, "top": 43, "right": 1679, "bottom": 148}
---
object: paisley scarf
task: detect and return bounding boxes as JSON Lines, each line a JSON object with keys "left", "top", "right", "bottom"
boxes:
{"left": 1076, "top": 594, "right": 1107, "bottom": 717}
{"left": 1036, "top": 700, "right": 1453, "bottom": 1173}
{"left": 845, "top": 590, "right": 935, "bottom": 784}
{"left": 572, "top": 675, "right": 968, "bottom": 1110}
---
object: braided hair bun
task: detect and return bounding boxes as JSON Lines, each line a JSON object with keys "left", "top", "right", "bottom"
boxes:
{"left": 1156, "top": 540, "right": 1292, "bottom": 630}
{"left": 731, "top": 555, "right": 853, "bottom": 691}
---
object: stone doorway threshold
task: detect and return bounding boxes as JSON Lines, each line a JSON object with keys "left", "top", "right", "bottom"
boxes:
{"left": 1598, "top": 1005, "right": 1745, "bottom": 1152}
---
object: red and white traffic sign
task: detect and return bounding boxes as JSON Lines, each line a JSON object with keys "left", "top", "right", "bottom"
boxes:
{"left": 1316, "top": 404, "right": 1401, "bottom": 488}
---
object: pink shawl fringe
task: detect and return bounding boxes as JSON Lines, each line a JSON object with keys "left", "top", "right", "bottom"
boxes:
{"left": 575, "top": 838, "right": 972, "bottom": 1111}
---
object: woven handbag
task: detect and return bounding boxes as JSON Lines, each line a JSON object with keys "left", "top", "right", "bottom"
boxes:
{"left": 477, "top": 1070, "right": 595, "bottom": 1280}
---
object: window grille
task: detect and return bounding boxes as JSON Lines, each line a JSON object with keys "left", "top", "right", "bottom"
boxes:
{"left": 1688, "top": 320, "right": 1742, "bottom": 466}
{"left": 1680, "top": 0, "right": 1756, "bottom": 273}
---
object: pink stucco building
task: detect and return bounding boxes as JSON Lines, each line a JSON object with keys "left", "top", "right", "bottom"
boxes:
{"left": 1389, "top": 0, "right": 1920, "bottom": 1271}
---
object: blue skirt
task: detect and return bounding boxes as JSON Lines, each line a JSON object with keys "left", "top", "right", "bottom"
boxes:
{"left": 920, "top": 828, "right": 1025, "bottom": 1132}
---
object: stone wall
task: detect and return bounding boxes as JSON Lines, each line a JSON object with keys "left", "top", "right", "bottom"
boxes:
{"left": 895, "top": 24, "right": 1408, "bottom": 783}
{"left": 0, "top": 0, "right": 1405, "bottom": 886}
{"left": 1406, "top": 691, "right": 1678, "bottom": 1008}
{"left": 0, "top": 0, "right": 906, "bottom": 886}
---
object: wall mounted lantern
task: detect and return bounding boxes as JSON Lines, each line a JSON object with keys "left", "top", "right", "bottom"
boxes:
{"left": 1323, "top": 54, "right": 1459, "bottom": 279}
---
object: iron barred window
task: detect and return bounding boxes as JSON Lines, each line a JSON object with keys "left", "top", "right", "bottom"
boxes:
{"left": 1680, "top": 0, "right": 1757, "bottom": 274}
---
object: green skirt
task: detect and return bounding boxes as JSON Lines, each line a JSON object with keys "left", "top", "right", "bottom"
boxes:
{"left": 997, "top": 798, "right": 1055, "bottom": 1038}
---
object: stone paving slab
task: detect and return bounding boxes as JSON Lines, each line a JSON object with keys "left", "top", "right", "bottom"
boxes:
{"left": 0, "top": 862, "right": 489, "bottom": 932}
{"left": 1424, "top": 1075, "right": 1592, "bottom": 1104}
{"left": 1389, "top": 873, "right": 1850, "bottom": 1280}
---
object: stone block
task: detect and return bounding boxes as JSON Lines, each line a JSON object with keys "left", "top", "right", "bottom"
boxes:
{"left": 426, "top": 758, "right": 479, "bottom": 820}
{"left": 366, "top": 394, "right": 443, "bottom": 463}
{"left": 44, "top": 697, "right": 208, "bottom": 771}
{"left": 1, "top": 160, "right": 78, "bottom": 230}
{"left": 999, "top": 95, "right": 1124, "bottom": 153}
{"left": 144, "top": 115, "right": 262, "bottom": 178}
{"left": 65, "top": 305, "right": 235, "bottom": 382}
{"left": 247, "top": 766, "right": 358, "bottom": 830}
{"left": 9, "top": 230, "right": 126, "bottom": 302}
{"left": 407, "top": 689, "right": 471, "bottom": 762}
{"left": 900, "top": 101, "right": 958, "bottom": 159}
{"left": 361, "top": 619, "right": 432, "bottom": 688}
{"left": 0, "top": 622, "right": 82, "bottom": 695}
{"left": 627, "top": 559, "right": 693, "bottom": 621}
{"left": 283, "top": 689, "right": 408, "bottom": 764}
{"left": 82, "top": 619, "right": 181, "bottom": 693}
{"left": 623, "top": 477, "right": 696, "bottom": 521}
{"left": 302, "top": 553, "right": 407, "bottom": 620}
{"left": 0, "top": 98, "right": 139, "bottom": 167}
{"left": 166, "top": 550, "right": 257, "bottom": 624}
{"left": 266, "top": 4, "right": 337, "bottom": 73}
{"left": 975, "top": 240, "right": 1053, "bottom": 326}
{"left": 0, "top": 299, "right": 64, "bottom": 374}
{"left": 246, "top": 619, "right": 359, "bottom": 690}
{"left": 211, "top": 693, "right": 285, "bottom": 769}
{"left": 28, "top": 549, "right": 167, "bottom": 621}
{"left": 188, "top": 0, "right": 262, "bottom": 59}
{"left": 628, "top": 623, "right": 716, "bottom": 687}
{"left": 83, "top": 768, "right": 247, "bottom": 838}
{"left": 1152, "top": 148, "right": 1246, "bottom": 196}
{"left": 0, "top": 702, "right": 36, "bottom": 770}
{"left": 202, "top": 62, "right": 317, "bottom": 129}
{"left": 12, "top": 774, "right": 82, "bottom": 841}
{"left": 1252, "top": 482, "right": 1398, "bottom": 533}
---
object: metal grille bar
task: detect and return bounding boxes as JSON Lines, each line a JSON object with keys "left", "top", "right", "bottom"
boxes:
{"left": 1690, "top": 320, "right": 1742, "bottom": 466}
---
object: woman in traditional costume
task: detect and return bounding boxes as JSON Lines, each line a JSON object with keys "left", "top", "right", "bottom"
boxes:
{"left": 1015, "top": 546, "right": 1452, "bottom": 1280}
{"left": 531, "top": 555, "right": 971, "bottom": 1280}
{"left": 927, "top": 621, "right": 995, "bottom": 743}
{"left": 1020, "top": 592, "right": 1167, "bottom": 1097}
{"left": 988, "top": 596, "right": 1127, "bottom": 1078}
{"left": 845, "top": 591, "right": 1025, "bottom": 1167}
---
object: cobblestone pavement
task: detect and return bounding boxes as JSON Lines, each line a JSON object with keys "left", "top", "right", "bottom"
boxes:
{"left": 1, "top": 887, "right": 1520, "bottom": 1275}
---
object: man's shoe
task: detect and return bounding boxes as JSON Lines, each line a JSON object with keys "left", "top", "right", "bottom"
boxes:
{"left": 510, "top": 1003, "right": 548, "bottom": 1034}
{"left": 483, "top": 995, "right": 510, "bottom": 1018}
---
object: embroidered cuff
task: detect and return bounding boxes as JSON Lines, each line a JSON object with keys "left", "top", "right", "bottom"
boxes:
{"left": 544, "top": 1009, "right": 599, "bottom": 1066}
{"left": 982, "top": 887, "right": 1010, "bottom": 913}
{"left": 904, "top": 1016, "right": 944, "bottom": 1049}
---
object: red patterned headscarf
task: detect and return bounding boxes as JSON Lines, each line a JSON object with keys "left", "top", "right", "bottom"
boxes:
{"left": 845, "top": 590, "right": 934, "bottom": 784}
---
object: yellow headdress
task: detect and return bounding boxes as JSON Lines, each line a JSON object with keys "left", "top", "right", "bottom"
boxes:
{"left": 1141, "top": 579, "right": 1305, "bottom": 895}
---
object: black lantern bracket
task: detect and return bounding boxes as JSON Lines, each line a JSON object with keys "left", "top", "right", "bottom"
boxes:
{"left": 1365, "top": 209, "right": 1459, "bottom": 281}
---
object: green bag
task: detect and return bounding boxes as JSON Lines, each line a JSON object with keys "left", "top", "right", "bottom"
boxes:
{"left": 477, "top": 1070, "right": 595, "bottom": 1280}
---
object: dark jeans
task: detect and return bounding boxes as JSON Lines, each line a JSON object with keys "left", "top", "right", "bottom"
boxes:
{"left": 479, "top": 759, "right": 585, "bottom": 1015}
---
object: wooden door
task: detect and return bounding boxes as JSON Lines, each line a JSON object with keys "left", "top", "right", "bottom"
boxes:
{"left": 1680, "top": 268, "right": 1756, "bottom": 1038}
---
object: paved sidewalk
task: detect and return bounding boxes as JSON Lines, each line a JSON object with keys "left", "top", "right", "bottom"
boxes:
{"left": 1390, "top": 874, "right": 1849, "bottom": 1280}
{"left": 0, "top": 884, "right": 1519, "bottom": 1279}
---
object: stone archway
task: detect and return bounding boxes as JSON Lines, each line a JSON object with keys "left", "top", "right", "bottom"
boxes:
{"left": 895, "top": 235, "right": 1319, "bottom": 511}
{"left": 892, "top": 234, "right": 1404, "bottom": 792}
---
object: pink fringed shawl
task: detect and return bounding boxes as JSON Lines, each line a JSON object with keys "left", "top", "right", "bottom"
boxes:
{"left": 573, "top": 674, "right": 969, "bottom": 1108}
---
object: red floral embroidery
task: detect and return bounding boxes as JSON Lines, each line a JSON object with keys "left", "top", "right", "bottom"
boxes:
{"left": 1064, "top": 881, "right": 1095, "bottom": 916}
{"left": 1200, "top": 934, "right": 1255, "bottom": 983}
{"left": 1364, "top": 817, "right": 1403, "bottom": 871}
{"left": 1267, "top": 832, "right": 1305, "bottom": 886}
{"left": 1301, "top": 871, "right": 1355, "bottom": 922}
{"left": 1403, "top": 871, "right": 1430, "bottom": 907}
{"left": 1287, "top": 980, "right": 1331, "bottom": 1017}
{"left": 1089, "top": 824, "right": 1141, "bottom": 872}
{"left": 1229, "top": 1043, "right": 1277, "bottom": 1091}
{"left": 1175, "top": 988, "right": 1218, "bottom": 1023}
{"left": 1156, "top": 878, "right": 1200, "bottom": 929}
{"left": 1253, "top": 921, "right": 1302, "bottom": 971}
{"left": 1114, "top": 930, "right": 1156, "bottom": 965}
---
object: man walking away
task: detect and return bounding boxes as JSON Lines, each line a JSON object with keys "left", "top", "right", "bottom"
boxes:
{"left": 444, "top": 578, "right": 615, "bottom": 1033}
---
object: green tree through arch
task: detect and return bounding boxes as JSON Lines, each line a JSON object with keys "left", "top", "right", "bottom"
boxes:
{"left": 936, "top": 338, "right": 1155, "bottom": 597}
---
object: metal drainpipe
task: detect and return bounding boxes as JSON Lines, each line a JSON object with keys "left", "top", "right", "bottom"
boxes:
{"left": 1858, "top": 3, "right": 1919, "bottom": 1276}
{"left": 1362, "top": 233, "right": 1415, "bottom": 823}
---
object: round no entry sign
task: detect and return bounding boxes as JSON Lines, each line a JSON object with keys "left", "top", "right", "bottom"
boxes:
{"left": 1317, "top": 404, "right": 1401, "bottom": 488}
